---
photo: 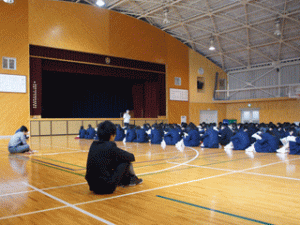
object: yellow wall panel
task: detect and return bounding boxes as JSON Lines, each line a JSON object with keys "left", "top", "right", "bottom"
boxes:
{"left": 30, "top": 121, "right": 40, "bottom": 136}
{"left": 29, "top": 0, "right": 110, "bottom": 55}
{"left": 0, "top": 1, "right": 29, "bottom": 136}
{"left": 226, "top": 98, "right": 300, "bottom": 123}
{"left": 52, "top": 121, "right": 67, "bottom": 135}
{"left": 166, "top": 35, "right": 189, "bottom": 124}
{"left": 40, "top": 121, "right": 51, "bottom": 136}
{"left": 68, "top": 120, "right": 83, "bottom": 135}
{"left": 108, "top": 11, "right": 166, "bottom": 64}
{"left": 189, "top": 49, "right": 227, "bottom": 103}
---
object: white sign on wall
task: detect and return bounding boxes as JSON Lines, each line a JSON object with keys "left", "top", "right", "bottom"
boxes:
{"left": 170, "top": 88, "right": 188, "bottom": 101}
{"left": 0, "top": 74, "right": 26, "bottom": 93}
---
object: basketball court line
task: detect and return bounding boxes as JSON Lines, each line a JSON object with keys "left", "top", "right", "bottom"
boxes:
{"left": 22, "top": 183, "right": 115, "bottom": 225}
{"left": 75, "top": 157, "right": 300, "bottom": 205}
{"left": 156, "top": 195, "right": 274, "bottom": 225}
{"left": 1, "top": 154, "right": 300, "bottom": 221}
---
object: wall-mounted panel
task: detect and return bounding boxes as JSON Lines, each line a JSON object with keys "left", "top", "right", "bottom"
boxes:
{"left": 68, "top": 120, "right": 83, "bottom": 135}
{"left": 40, "top": 121, "right": 51, "bottom": 135}
{"left": 30, "top": 121, "right": 40, "bottom": 136}
{"left": 52, "top": 121, "right": 67, "bottom": 135}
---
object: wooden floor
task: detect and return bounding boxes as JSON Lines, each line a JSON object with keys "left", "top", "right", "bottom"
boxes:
{"left": 0, "top": 135, "right": 300, "bottom": 225}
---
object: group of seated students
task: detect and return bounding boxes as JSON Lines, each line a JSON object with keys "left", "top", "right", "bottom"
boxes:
{"left": 78, "top": 121, "right": 300, "bottom": 155}
{"left": 79, "top": 124, "right": 97, "bottom": 139}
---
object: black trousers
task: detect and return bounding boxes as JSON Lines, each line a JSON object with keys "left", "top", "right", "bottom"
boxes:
{"left": 89, "top": 162, "right": 133, "bottom": 194}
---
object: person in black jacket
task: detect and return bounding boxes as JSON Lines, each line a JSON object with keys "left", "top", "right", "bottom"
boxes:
{"left": 85, "top": 121, "right": 143, "bottom": 195}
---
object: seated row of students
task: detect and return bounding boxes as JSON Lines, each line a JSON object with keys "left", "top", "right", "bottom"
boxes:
{"left": 79, "top": 124, "right": 96, "bottom": 139}
{"left": 79, "top": 121, "right": 300, "bottom": 155}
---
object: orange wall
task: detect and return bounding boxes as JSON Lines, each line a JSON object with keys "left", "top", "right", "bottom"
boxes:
{"left": 226, "top": 98, "right": 300, "bottom": 124}
{"left": 0, "top": 1, "right": 29, "bottom": 135}
{"left": 188, "top": 48, "right": 227, "bottom": 125}
{"left": 166, "top": 35, "right": 189, "bottom": 124}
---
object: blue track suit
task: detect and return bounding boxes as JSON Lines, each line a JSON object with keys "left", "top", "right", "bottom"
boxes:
{"left": 202, "top": 129, "right": 219, "bottom": 148}
{"left": 85, "top": 127, "right": 96, "bottom": 139}
{"left": 254, "top": 133, "right": 279, "bottom": 153}
{"left": 231, "top": 131, "right": 250, "bottom": 150}
{"left": 126, "top": 128, "right": 136, "bottom": 142}
{"left": 289, "top": 137, "right": 300, "bottom": 155}
{"left": 79, "top": 128, "right": 87, "bottom": 139}
{"left": 149, "top": 128, "right": 163, "bottom": 144}
{"left": 164, "top": 129, "right": 181, "bottom": 145}
{"left": 134, "top": 129, "right": 148, "bottom": 143}
{"left": 114, "top": 128, "right": 125, "bottom": 141}
{"left": 183, "top": 130, "right": 200, "bottom": 147}
{"left": 218, "top": 127, "right": 233, "bottom": 146}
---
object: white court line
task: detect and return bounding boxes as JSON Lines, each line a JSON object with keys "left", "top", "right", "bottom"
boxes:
{"left": 136, "top": 147, "right": 199, "bottom": 176}
{"left": 75, "top": 156, "right": 300, "bottom": 206}
{"left": 0, "top": 206, "right": 68, "bottom": 220}
{"left": 242, "top": 171, "right": 300, "bottom": 181}
{"left": 23, "top": 183, "right": 115, "bottom": 225}
{"left": 33, "top": 150, "right": 88, "bottom": 156}
{"left": 167, "top": 161, "right": 234, "bottom": 172}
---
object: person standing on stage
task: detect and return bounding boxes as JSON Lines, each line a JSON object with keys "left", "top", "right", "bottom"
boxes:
{"left": 123, "top": 110, "right": 131, "bottom": 128}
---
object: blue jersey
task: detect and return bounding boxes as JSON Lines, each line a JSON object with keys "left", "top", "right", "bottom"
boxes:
{"left": 183, "top": 129, "right": 200, "bottom": 147}
{"left": 231, "top": 131, "right": 250, "bottom": 150}
{"left": 164, "top": 129, "right": 181, "bottom": 145}
{"left": 254, "top": 133, "right": 279, "bottom": 153}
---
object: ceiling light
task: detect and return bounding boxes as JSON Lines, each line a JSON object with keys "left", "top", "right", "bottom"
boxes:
{"left": 3, "top": 0, "right": 14, "bottom": 3}
{"left": 96, "top": 0, "right": 105, "bottom": 7}
{"left": 274, "top": 19, "right": 281, "bottom": 36}
{"left": 163, "top": 8, "right": 170, "bottom": 24}
{"left": 209, "top": 36, "right": 215, "bottom": 51}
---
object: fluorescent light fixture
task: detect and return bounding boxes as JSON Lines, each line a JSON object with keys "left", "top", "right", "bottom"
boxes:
{"left": 3, "top": 0, "right": 14, "bottom": 3}
{"left": 209, "top": 36, "right": 215, "bottom": 51}
{"left": 274, "top": 20, "right": 281, "bottom": 36}
{"left": 96, "top": 0, "right": 105, "bottom": 7}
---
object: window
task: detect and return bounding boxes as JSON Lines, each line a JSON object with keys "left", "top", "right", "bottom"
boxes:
{"left": 241, "top": 109, "right": 259, "bottom": 123}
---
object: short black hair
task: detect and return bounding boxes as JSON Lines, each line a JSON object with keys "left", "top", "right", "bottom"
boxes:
{"left": 97, "top": 121, "right": 116, "bottom": 141}
{"left": 20, "top": 126, "right": 28, "bottom": 132}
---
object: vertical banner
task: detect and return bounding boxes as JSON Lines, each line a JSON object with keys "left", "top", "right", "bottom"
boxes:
{"left": 30, "top": 58, "right": 42, "bottom": 115}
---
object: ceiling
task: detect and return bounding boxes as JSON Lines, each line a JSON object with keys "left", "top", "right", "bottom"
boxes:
{"left": 55, "top": 0, "right": 300, "bottom": 72}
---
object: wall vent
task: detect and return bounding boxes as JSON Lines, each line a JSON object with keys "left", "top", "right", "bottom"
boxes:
{"left": 2, "top": 57, "right": 16, "bottom": 70}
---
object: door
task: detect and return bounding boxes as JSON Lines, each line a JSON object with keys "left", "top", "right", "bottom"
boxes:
{"left": 241, "top": 109, "right": 259, "bottom": 123}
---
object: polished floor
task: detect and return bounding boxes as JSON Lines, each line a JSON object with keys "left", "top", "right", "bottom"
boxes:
{"left": 0, "top": 135, "right": 299, "bottom": 224}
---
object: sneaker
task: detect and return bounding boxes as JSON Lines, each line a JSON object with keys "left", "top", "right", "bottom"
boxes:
{"left": 129, "top": 176, "right": 143, "bottom": 186}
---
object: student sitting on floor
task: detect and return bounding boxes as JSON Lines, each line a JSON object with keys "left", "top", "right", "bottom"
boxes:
{"left": 288, "top": 136, "right": 300, "bottom": 155}
{"left": 134, "top": 126, "right": 148, "bottom": 143}
{"left": 125, "top": 125, "right": 137, "bottom": 142}
{"left": 8, "top": 126, "right": 33, "bottom": 154}
{"left": 114, "top": 124, "right": 125, "bottom": 141}
{"left": 246, "top": 130, "right": 279, "bottom": 153}
{"left": 218, "top": 123, "right": 233, "bottom": 146}
{"left": 183, "top": 123, "right": 201, "bottom": 147}
{"left": 164, "top": 125, "right": 181, "bottom": 145}
{"left": 79, "top": 126, "right": 87, "bottom": 139}
{"left": 149, "top": 124, "right": 163, "bottom": 144}
{"left": 85, "top": 121, "right": 143, "bottom": 195}
{"left": 85, "top": 124, "right": 96, "bottom": 139}
{"left": 276, "top": 129, "right": 298, "bottom": 154}
{"left": 201, "top": 124, "right": 219, "bottom": 148}
{"left": 225, "top": 125, "right": 250, "bottom": 150}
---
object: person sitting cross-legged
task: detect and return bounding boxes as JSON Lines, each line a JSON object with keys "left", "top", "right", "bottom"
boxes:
{"left": 85, "top": 121, "right": 143, "bottom": 195}
{"left": 8, "top": 126, "right": 33, "bottom": 154}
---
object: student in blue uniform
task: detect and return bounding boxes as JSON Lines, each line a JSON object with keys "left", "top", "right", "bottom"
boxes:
{"left": 183, "top": 123, "right": 200, "bottom": 147}
{"left": 79, "top": 126, "right": 87, "bottom": 139}
{"left": 8, "top": 126, "right": 33, "bottom": 154}
{"left": 134, "top": 126, "right": 148, "bottom": 143}
{"left": 164, "top": 125, "right": 181, "bottom": 145}
{"left": 114, "top": 124, "right": 125, "bottom": 141}
{"left": 289, "top": 136, "right": 300, "bottom": 155}
{"left": 247, "top": 130, "right": 279, "bottom": 153}
{"left": 218, "top": 124, "right": 233, "bottom": 146}
{"left": 149, "top": 124, "right": 163, "bottom": 144}
{"left": 201, "top": 125, "right": 219, "bottom": 148}
{"left": 85, "top": 124, "right": 96, "bottom": 139}
{"left": 125, "top": 125, "right": 137, "bottom": 142}
{"left": 229, "top": 126, "right": 251, "bottom": 150}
